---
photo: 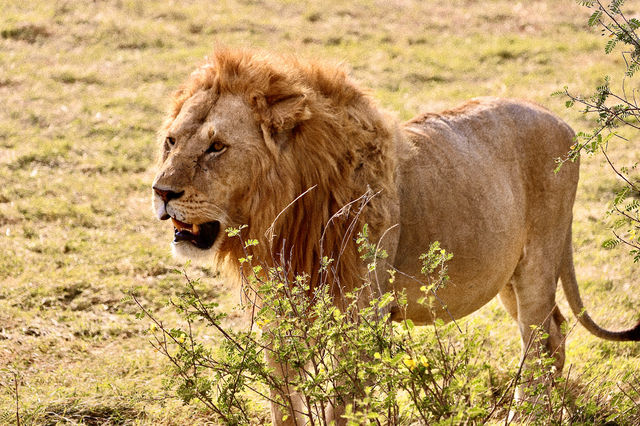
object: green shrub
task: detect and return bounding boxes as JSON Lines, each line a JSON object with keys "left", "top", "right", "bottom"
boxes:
{"left": 133, "top": 227, "right": 504, "bottom": 424}
{"left": 133, "top": 224, "right": 640, "bottom": 424}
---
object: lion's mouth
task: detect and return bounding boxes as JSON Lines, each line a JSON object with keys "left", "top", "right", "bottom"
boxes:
{"left": 172, "top": 218, "right": 220, "bottom": 250}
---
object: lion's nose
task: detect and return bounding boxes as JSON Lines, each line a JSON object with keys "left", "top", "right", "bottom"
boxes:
{"left": 153, "top": 186, "right": 185, "bottom": 203}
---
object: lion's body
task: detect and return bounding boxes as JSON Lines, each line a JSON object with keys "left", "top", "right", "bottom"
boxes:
{"left": 152, "top": 49, "right": 640, "bottom": 425}
{"left": 392, "top": 98, "right": 576, "bottom": 324}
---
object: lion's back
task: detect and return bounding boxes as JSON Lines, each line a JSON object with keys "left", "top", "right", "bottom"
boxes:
{"left": 403, "top": 97, "right": 577, "bottom": 197}
{"left": 406, "top": 97, "right": 574, "bottom": 157}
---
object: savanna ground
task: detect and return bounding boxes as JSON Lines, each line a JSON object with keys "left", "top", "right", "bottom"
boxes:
{"left": 1, "top": 0, "right": 639, "bottom": 424}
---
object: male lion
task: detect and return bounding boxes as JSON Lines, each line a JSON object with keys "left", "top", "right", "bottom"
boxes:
{"left": 152, "top": 48, "right": 639, "bottom": 424}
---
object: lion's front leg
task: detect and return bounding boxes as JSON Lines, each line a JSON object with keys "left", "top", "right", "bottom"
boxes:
{"left": 324, "top": 403, "right": 347, "bottom": 426}
{"left": 265, "top": 349, "right": 307, "bottom": 426}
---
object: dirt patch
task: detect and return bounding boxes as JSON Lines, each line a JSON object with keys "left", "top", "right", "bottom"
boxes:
{"left": 1, "top": 23, "right": 51, "bottom": 43}
{"left": 0, "top": 79, "right": 19, "bottom": 88}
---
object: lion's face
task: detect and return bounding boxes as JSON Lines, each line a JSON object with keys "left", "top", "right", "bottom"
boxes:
{"left": 152, "top": 91, "right": 264, "bottom": 259}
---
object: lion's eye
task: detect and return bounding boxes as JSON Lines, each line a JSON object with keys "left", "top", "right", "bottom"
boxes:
{"left": 165, "top": 136, "right": 176, "bottom": 148}
{"left": 206, "top": 140, "right": 226, "bottom": 153}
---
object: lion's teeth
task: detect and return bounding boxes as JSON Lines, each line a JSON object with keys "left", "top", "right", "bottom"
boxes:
{"left": 171, "top": 217, "right": 194, "bottom": 233}
{"left": 192, "top": 223, "right": 200, "bottom": 234}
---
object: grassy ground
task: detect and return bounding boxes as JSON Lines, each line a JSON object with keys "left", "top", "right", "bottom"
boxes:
{"left": 1, "top": 0, "right": 639, "bottom": 424}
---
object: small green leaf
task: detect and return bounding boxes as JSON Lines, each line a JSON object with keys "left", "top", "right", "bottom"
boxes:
{"left": 403, "top": 319, "right": 415, "bottom": 331}
{"left": 588, "top": 10, "right": 602, "bottom": 26}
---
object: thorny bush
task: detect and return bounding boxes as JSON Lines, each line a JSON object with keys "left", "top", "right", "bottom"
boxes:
{"left": 132, "top": 224, "right": 640, "bottom": 425}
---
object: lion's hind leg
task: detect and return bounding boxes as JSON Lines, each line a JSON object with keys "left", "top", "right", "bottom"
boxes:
{"left": 500, "top": 279, "right": 567, "bottom": 373}
{"left": 507, "top": 246, "right": 569, "bottom": 406}
{"left": 498, "top": 282, "right": 518, "bottom": 321}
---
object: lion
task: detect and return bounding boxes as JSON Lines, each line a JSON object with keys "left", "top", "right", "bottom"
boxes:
{"left": 152, "top": 48, "right": 640, "bottom": 425}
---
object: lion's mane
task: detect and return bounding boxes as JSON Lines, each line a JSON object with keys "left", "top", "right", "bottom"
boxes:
{"left": 165, "top": 48, "right": 400, "bottom": 295}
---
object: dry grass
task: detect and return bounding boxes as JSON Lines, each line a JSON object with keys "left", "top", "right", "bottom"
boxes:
{"left": 1, "top": 0, "right": 639, "bottom": 424}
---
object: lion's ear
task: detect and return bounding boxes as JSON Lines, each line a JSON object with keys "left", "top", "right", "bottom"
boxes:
{"left": 262, "top": 93, "right": 312, "bottom": 133}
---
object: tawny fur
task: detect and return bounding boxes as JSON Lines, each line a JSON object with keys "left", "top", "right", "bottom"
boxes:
{"left": 153, "top": 48, "right": 640, "bottom": 425}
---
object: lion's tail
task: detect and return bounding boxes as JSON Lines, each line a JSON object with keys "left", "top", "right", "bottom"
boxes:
{"left": 560, "top": 228, "right": 640, "bottom": 341}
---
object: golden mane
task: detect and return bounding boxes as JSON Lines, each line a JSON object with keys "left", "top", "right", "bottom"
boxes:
{"left": 165, "top": 48, "right": 400, "bottom": 296}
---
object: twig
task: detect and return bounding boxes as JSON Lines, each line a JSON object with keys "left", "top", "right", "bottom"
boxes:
{"left": 600, "top": 146, "right": 640, "bottom": 193}
{"left": 372, "top": 223, "right": 399, "bottom": 297}
{"left": 558, "top": 364, "right": 572, "bottom": 424}
{"left": 612, "top": 229, "right": 640, "bottom": 250}
{"left": 613, "top": 203, "right": 640, "bottom": 225}
{"left": 387, "top": 265, "right": 462, "bottom": 333}
{"left": 181, "top": 274, "right": 246, "bottom": 352}
{"left": 482, "top": 326, "right": 538, "bottom": 425}
{"left": 13, "top": 370, "right": 20, "bottom": 426}
{"left": 0, "top": 369, "right": 22, "bottom": 426}
{"left": 265, "top": 185, "right": 317, "bottom": 245}
{"left": 596, "top": 0, "right": 640, "bottom": 49}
